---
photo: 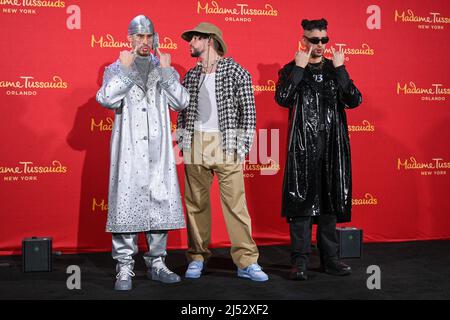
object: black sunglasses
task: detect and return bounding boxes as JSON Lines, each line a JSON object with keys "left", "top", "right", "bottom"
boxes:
{"left": 304, "top": 36, "right": 329, "bottom": 44}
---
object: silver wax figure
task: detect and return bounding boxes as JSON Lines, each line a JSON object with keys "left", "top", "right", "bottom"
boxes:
{"left": 96, "top": 15, "right": 189, "bottom": 290}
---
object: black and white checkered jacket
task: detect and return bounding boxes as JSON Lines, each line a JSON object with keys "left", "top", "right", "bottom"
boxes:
{"left": 177, "top": 57, "right": 256, "bottom": 159}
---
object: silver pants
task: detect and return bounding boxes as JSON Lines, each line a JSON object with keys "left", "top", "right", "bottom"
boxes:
{"left": 112, "top": 231, "right": 168, "bottom": 271}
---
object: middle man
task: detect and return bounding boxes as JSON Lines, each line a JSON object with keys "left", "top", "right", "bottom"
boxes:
{"left": 177, "top": 22, "right": 268, "bottom": 282}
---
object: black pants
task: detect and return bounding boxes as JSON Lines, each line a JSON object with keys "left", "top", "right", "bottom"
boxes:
{"left": 289, "top": 214, "right": 338, "bottom": 267}
{"left": 289, "top": 130, "right": 338, "bottom": 267}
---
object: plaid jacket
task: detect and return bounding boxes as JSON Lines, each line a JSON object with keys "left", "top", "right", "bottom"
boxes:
{"left": 176, "top": 57, "right": 256, "bottom": 159}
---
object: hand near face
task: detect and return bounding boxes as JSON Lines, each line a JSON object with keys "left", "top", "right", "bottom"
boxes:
{"left": 156, "top": 48, "right": 171, "bottom": 68}
{"left": 331, "top": 47, "right": 345, "bottom": 68}
{"left": 295, "top": 46, "right": 312, "bottom": 68}
{"left": 119, "top": 48, "right": 136, "bottom": 68}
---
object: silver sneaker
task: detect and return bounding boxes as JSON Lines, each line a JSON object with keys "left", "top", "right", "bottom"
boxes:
{"left": 148, "top": 257, "right": 181, "bottom": 284}
{"left": 115, "top": 266, "right": 135, "bottom": 291}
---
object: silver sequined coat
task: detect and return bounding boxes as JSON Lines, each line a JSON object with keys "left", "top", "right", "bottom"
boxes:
{"left": 96, "top": 56, "right": 189, "bottom": 233}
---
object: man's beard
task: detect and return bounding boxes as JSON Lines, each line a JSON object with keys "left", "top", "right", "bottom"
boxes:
{"left": 191, "top": 47, "right": 202, "bottom": 58}
{"left": 137, "top": 46, "right": 151, "bottom": 56}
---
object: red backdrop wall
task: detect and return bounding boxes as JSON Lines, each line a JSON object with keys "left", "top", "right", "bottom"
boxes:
{"left": 1, "top": 0, "right": 449, "bottom": 255}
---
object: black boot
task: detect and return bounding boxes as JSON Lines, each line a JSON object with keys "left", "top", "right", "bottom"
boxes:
{"left": 290, "top": 259, "right": 308, "bottom": 281}
{"left": 290, "top": 265, "right": 308, "bottom": 281}
{"left": 321, "top": 258, "right": 352, "bottom": 276}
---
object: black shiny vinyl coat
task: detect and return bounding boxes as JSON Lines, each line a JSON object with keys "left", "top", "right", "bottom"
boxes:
{"left": 275, "top": 58, "right": 362, "bottom": 222}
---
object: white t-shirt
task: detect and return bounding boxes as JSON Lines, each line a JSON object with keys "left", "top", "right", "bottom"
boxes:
{"left": 195, "top": 73, "right": 220, "bottom": 132}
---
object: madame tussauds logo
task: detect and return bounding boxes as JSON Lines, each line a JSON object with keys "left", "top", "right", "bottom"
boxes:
{"left": 92, "top": 198, "right": 108, "bottom": 212}
{"left": 348, "top": 120, "right": 375, "bottom": 133}
{"left": 1, "top": 0, "right": 65, "bottom": 15}
{"left": 253, "top": 80, "right": 275, "bottom": 92}
{"left": 1, "top": 160, "right": 68, "bottom": 182}
{"left": 91, "top": 34, "right": 178, "bottom": 50}
{"left": 299, "top": 42, "right": 375, "bottom": 60}
{"left": 395, "top": 9, "right": 449, "bottom": 30}
{"left": 0, "top": 75, "right": 68, "bottom": 96}
{"left": 396, "top": 82, "right": 449, "bottom": 101}
{"left": 197, "top": 0, "right": 278, "bottom": 23}
{"left": 243, "top": 158, "right": 280, "bottom": 178}
{"left": 397, "top": 157, "right": 449, "bottom": 176}
{"left": 352, "top": 193, "right": 378, "bottom": 206}
{"left": 91, "top": 117, "right": 113, "bottom": 132}
{"left": 91, "top": 118, "right": 177, "bottom": 133}
{"left": 0, "top": 0, "right": 65, "bottom": 7}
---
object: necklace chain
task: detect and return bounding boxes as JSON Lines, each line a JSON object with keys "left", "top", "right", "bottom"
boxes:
{"left": 200, "top": 57, "right": 221, "bottom": 73}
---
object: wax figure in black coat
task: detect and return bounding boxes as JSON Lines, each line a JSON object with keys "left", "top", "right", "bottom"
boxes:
{"left": 275, "top": 18, "right": 362, "bottom": 280}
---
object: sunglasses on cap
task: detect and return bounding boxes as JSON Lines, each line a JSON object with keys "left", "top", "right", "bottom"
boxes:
{"left": 304, "top": 36, "right": 329, "bottom": 44}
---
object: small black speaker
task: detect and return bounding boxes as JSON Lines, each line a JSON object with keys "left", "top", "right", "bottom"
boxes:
{"left": 336, "top": 227, "right": 362, "bottom": 258}
{"left": 22, "top": 237, "right": 52, "bottom": 272}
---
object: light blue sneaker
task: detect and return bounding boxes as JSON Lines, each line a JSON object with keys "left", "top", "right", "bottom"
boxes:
{"left": 237, "top": 263, "right": 269, "bottom": 282}
{"left": 185, "top": 260, "right": 204, "bottom": 279}
{"left": 114, "top": 267, "right": 135, "bottom": 290}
